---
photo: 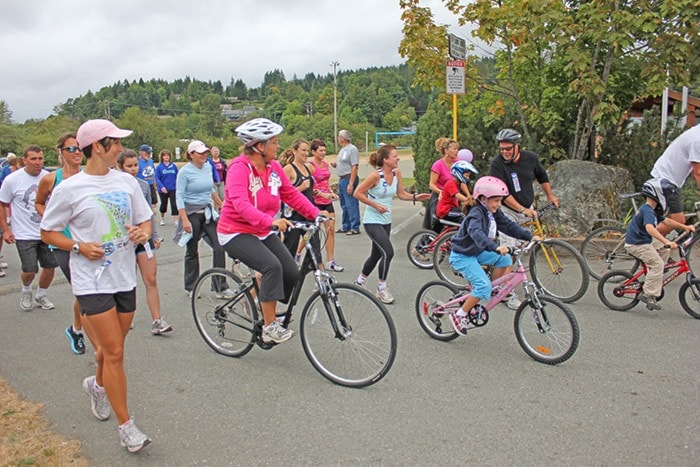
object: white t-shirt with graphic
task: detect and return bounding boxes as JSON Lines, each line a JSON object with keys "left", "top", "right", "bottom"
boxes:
{"left": 40, "top": 170, "right": 153, "bottom": 296}
{"left": 0, "top": 168, "right": 48, "bottom": 240}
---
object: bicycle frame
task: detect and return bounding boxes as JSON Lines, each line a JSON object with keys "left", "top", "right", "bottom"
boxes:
{"left": 522, "top": 203, "right": 564, "bottom": 274}
{"left": 612, "top": 245, "right": 694, "bottom": 298}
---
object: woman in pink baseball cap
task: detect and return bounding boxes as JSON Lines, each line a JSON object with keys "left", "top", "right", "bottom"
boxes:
{"left": 40, "top": 119, "right": 154, "bottom": 453}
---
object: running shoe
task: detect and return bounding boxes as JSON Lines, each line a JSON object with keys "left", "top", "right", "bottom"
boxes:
{"left": 0, "top": 255, "right": 7, "bottom": 269}
{"left": 0, "top": 269, "right": 5, "bottom": 277}
{"left": 327, "top": 261, "right": 344, "bottom": 272}
{"left": 20, "top": 290, "right": 33, "bottom": 311}
{"left": 450, "top": 313, "right": 469, "bottom": 336}
{"left": 215, "top": 288, "right": 236, "bottom": 300}
{"left": 151, "top": 318, "right": 173, "bottom": 335}
{"left": 35, "top": 295, "right": 55, "bottom": 310}
{"left": 353, "top": 279, "right": 366, "bottom": 288}
{"left": 118, "top": 417, "right": 152, "bottom": 453}
{"left": 262, "top": 321, "right": 294, "bottom": 344}
{"left": 83, "top": 376, "right": 111, "bottom": 421}
{"left": 376, "top": 288, "right": 395, "bottom": 304}
{"left": 65, "top": 326, "right": 86, "bottom": 355}
{"left": 159, "top": 219, "right": 165, "bottom": 226}
{"left": 504, "top": 292, "right": 521, "bottom": 310}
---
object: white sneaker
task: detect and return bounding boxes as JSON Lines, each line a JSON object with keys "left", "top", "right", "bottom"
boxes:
{"left": 327, "top": 261, "right": 344, "bottom": 272}
{"left": 505, "top": 292, "right": 521, "bottom": 310}
{"left": 376, "top": 288, "right": 395, "bottom": 304}
{"left": 0, "top": 256, "right": 7, "bottom": 269}
{"left": 83, "top": 376, "right": 111, "bottom": 421}
{"left": 20, "top": 290, "right": 33, "bottom": 311}
{"left": 159, "top": 219, "right": 165, "bottom": 226}
{"left": 118, "top": 417, "right": 151, "bottom": 453}
{"left": 215, "top": 288, "right": 236, "bottom": 300}
{"left": 35, "top": 295, "right": 55, "bottom": 310}
{"left": 262, "top": 321, "right": 294, "bottom": 344}
{"left": 151, "top": 318, "right": 173, "bottom": 335}
{"left": 0, "top": 269, "right": 5, "bottom": 277}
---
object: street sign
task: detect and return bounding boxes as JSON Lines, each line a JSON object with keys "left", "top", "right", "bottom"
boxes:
{"left": 448, "top": 34, "right": 466, "bottom": 60}
{"left": 446, "top": 60, "right": 465, "bottom": 95}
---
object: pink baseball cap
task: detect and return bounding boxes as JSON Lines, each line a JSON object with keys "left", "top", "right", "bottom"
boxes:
{"left": 187, "top": 140, "right": 210, "bottom": 154}
{"left": 77, "top": 119, "right": 133, "bottom": 150}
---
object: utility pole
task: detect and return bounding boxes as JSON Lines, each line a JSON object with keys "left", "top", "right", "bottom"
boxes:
{"left": 331, "top": 61, "right": 340, "bottom": 153}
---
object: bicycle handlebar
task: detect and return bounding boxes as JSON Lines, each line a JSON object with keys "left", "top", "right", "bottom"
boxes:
{"left": 272, "top": 215, "right": 332, "bottom": 233}
{"left": 536, "top": 202, "right": 557, "bottom": 217}
{"left": 508, "top": 239, "right": 539, "bottom": 256}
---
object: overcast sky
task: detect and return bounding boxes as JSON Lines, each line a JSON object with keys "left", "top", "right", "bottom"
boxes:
{"left": 0, "top": 0, "right": 474, "bottom": 123}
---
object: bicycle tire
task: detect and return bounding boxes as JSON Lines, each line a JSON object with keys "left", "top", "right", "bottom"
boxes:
{"left": 415, "top": 281, "right": 461, "bottom": 342}
{"left": 683, "top": 233, "right": 700, "bottom": 277}
{"left": 514, "top": 295, "right": 579, "bottom": 365}
{"left": 529, "top": 239, "right": 590, "bottom": 303}
{"left": 432, "top": 231, "right": 471, "bottom": 288}
{"left": 406, "top": 229, "right": 438, "bottom": 269}
{"left": 597, "top": 270, "right": 640, "bottom": 311}
{"left": 580, "top": 226, "right": 640, "bottom": 280}
{"left": 679, "top": 278, "right": 700, "bottom": 319}
{"left": 299, "top": 283, "right": 397, "bottom": 388}
{"left": 192, "top": 268, "right": 257, "bottom": 357}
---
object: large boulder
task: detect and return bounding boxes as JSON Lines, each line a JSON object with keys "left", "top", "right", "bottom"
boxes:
{"left": 533, "top": 160, "right": 634, "bottom": 238}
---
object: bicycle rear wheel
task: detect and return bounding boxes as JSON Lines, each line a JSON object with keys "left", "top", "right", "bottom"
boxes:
{"left": 597, "top": 270, "right": 640, "bottom": 311}
{"left": 300, "top": 283, "right": 397, "bottom": 388}
{"left": 529, "top": 239, "right": 589, "bottom": 303}
{"left": 415, "top": 281, "right": 461, "bottom": 341}
{"left": 580, "top": 226, "right": 639, "bottom": 280}
{"left": 679, "top": 278, "right": 700, "bottom": 319}
{"left": 514, "top": 295, "right": 579, "bottom": 364}
{"left": 433, "top": 231, "right": 471, "bottom": 288}
{"left": 192, "top": 268, "right": 257, "bottom": 357}
{"left": 406, "top": 229, "right": 437, "bottom": 269}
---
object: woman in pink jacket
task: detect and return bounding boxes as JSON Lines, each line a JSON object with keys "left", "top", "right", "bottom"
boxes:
{"left": 217, "top": 118, "right": 320, "bottom": 345}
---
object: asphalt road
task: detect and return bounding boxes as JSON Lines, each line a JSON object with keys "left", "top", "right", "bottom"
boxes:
{"left": 1, "top": 160, "right": 698, "bottom": 464}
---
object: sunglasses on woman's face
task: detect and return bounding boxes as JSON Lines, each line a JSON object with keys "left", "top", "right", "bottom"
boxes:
{"left": 61, "top": 146, "right": 82, "bottom": 153}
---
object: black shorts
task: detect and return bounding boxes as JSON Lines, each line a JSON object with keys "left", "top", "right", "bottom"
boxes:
{"left": 135, "top": 238, "right": 156, "bottom": 255}
{"left": 76, "top": 288, "right": 137, "bottom": 316}
{"left": 660, "top": 180, "right": 682, "bottom": 214}
{"left": 315, "top": 202, "right": 335, "bottom": 214}
{"left": 149, "top": 184, "right": 158, "bottom": 205}
{"left": 16, "top": 240, "right": 58, "bottom": 273}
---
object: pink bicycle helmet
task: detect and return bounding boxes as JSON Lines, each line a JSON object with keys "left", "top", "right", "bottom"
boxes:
{"left": 473, "top": 176, "right": 509, "bottom": 199}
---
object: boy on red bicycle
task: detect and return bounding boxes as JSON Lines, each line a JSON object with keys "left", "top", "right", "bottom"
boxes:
{"left": 448, "top": 176, "right": 538, "bottom": 334}
{"left": 624, "top": 179, "right": 695, "bottom": 310}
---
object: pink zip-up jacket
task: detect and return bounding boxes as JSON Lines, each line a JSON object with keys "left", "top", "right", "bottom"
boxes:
{"left": 217, "top": 155, "right": 320, "bottom": 236}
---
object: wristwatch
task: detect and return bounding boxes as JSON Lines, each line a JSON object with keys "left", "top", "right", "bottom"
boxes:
{"left": 71, "top": 242, "right": 80, "bottom": 255}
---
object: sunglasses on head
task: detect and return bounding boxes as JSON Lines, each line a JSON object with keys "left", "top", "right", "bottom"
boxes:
{"left": 61, "top": 146, "right": 82, "bottom": 153}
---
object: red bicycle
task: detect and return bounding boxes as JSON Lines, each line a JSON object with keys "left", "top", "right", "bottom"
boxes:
{"left": 597, "top": 240, "right": 700, "bottom": 318}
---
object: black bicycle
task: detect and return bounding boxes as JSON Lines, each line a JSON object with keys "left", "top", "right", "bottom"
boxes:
{"left": 191, "top": 217, "right": 397, "bottom": 388}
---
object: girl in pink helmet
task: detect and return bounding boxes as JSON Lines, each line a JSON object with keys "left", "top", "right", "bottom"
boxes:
{"left": 447, "top": 176, "right": 539, "bottom": 334}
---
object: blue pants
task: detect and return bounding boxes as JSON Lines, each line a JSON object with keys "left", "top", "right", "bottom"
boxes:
{"left": 449, "top": 250, "right": 512, "bottom": 300}
{"left": 338, "top": 176, "right": 360, "bottom": 231}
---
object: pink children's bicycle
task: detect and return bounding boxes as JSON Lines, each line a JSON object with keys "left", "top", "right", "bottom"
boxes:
{"left": 415, "top": 240, "right": 580, "bottom": 365}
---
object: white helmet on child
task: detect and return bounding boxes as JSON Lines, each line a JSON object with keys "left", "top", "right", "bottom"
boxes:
{"left": 235, "top": 118, "right": 283, "bottom": 147}
{"left": 473, "top": 176, "right": 509, "bottom": 199}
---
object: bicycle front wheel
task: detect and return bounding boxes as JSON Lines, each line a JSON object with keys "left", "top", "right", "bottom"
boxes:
{"left": 529, "top": 239, "right": 589, "bottom": 303}
{"left": 683, "top": 233, "right": 700, "bottom": 277}
{"left": 514, "top": 295, "right": 579, "bottom": 365}
{"left": 580, "top": 226, "right": 639, "bottom": 280}
{"left": 415, "top": 281, "right": 461, "bottom": 341}
{"left": 406, "top": 229, "right": 437, "bottom": 269}
{"left": 433, "top": 231, "right": 471, "bottom": 288}
{"left": 192, "top": 268, "right": 257, "bottom": 357}
{"left": 597, "top": 270, "right": 640, "bottom": 311}
{"left": 300, "top": 283, "right": 397, "bottom": 388}
{"left": 679, "top": 278, "right": 700, "bottom": 319}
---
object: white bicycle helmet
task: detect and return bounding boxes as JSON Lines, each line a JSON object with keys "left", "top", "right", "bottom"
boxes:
{"left": 641, "top": 178, "right": 668, "bottom": 214}
{"left": 235, "top": 118, "right": 284, "bottom": 147}
{"left": 473, "top": 176, "right": 509, "bottom": 199}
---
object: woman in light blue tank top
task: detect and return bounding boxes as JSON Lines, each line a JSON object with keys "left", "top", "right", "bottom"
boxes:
{"left": 352, "top": 145, "right": 430, "bottom": 304}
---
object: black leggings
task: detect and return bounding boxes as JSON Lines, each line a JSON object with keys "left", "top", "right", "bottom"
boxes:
{"left": 159, "top": 190, "right": 178, "bottom": 215}
{"left": 222, "top": 233, "right": 298, "bottom": 303}
{"left": 361, "top": 223, "right": 393, "bottom": 281}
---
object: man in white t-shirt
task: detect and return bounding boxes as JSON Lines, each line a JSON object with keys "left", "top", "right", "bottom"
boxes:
{"left": 650, "top": 124, "right": 700, "bottom": 235}
{"left": 0, "top": 145, "right": 57, "bottom": 310}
